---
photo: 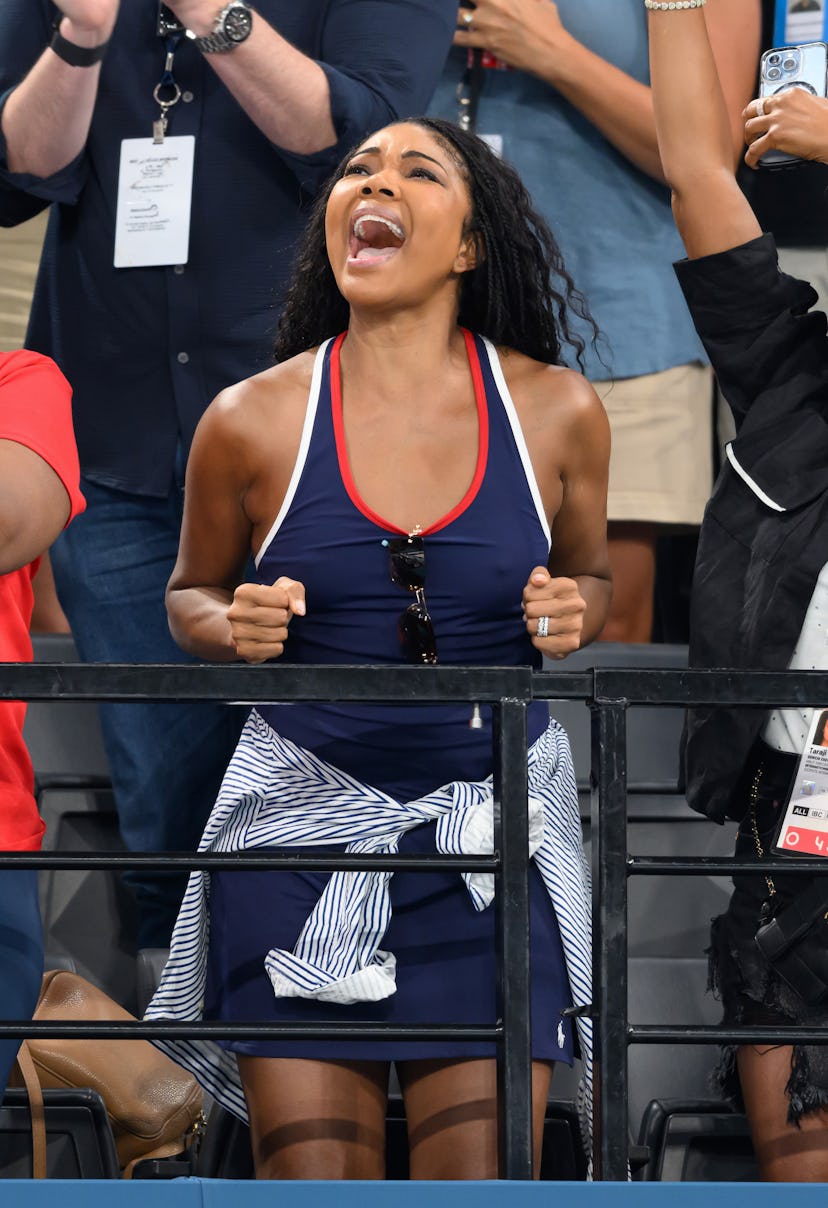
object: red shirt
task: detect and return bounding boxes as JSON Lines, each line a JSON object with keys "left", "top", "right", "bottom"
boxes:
{"left": 0, "top": 351, "right": 85, "bottom": 850}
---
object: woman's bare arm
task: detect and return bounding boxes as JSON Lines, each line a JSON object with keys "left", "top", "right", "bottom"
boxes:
{"left": 648, "top": 7, "right": 762, "bottom": 259}
{"left": 518, "top": 368, "right": 611, "bottom": 656}
{"left": 167, "top": 374, "right": 308, "bottom": 664}
{"left": 165, "top": 392, "right": 256, "bottom": 661}
{"left": 545, "top": 375, "right": 612, "bottom": 649}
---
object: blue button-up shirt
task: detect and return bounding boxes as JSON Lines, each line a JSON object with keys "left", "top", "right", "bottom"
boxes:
{"left": 428, "top": 0, "right": 705, "bottom": 381}
{"left": 0, "top": 1, "right": 455, "bottom": 495}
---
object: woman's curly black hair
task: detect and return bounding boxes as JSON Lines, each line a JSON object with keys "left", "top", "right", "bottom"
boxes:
{"left": 275, "top": 117, "right": 599, "bottom": 369}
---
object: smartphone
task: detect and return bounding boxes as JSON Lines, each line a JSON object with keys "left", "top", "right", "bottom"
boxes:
{"left": 758, "top": 42, "right": 828, "bottom": 168}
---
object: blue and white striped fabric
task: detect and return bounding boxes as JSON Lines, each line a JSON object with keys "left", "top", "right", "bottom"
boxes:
{"left": 146, "top": 709, "right": 593, "bottom": 1150}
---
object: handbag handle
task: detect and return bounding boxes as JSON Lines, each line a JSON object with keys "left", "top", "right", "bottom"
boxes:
{"left": 14, "top": 1041, "right": 47, "bottom": 1179}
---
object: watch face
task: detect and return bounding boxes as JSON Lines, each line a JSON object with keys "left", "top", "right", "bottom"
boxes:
{"left": 224, "top": 4, "right": 252, "bottom": 41}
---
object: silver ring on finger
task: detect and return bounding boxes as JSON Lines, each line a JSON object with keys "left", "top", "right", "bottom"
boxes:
{"left": 460, "top": 9, "right": 473, "bottom": 29}
{"left": 537, "top": 615, "right": 550, "bottom": 639}
{"left": 756, "top": 97, "right": 766, "bottom": 117}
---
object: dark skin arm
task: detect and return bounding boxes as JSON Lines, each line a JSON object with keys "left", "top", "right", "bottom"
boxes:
{"left": 648, "top": 7, "right": 761, "bottom": 259}
{"left": 509, "top": 361, "right": 612, "bottom": 656}
{"left": 165, "top": 359, "right": 312, "bottom": 663}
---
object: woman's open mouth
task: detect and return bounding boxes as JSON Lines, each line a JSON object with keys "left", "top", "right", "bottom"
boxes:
{"left": 348, "top": 208, "right": 406, "bottom": 265}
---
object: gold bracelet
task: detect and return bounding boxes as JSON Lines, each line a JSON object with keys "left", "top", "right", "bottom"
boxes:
{"left": 644, "top": 0, "right": 706, "bottom": 9}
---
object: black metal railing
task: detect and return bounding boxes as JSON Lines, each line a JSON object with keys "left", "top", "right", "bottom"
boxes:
{"left": 2, "top": 661, "right": 827, "bottom": 1182}
{"left": 0, "top": 662, "right": 585, "bottom": 1182}
{"left": 568, "top": 667, "right": 828, "bottom": 1182}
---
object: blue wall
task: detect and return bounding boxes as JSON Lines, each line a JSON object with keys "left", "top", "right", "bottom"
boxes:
{"left": 2, "top": 1182, "right": 828, "bottom": 1208}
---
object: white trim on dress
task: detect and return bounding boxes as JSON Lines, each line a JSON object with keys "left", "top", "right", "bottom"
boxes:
{"left": 480, "top": 337, "right": 552, "bottom": 549}
{"left": 253, "top": 339, "right": 332, "bottom": 569}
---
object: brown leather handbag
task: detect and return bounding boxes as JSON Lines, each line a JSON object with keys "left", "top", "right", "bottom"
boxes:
{"left": 13, "top": 969, "right": 204, "bottom": 1177}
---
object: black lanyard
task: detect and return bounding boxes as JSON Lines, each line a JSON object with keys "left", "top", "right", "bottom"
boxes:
{"left": 153, "top": 4, "right": 185, "bottom": 142}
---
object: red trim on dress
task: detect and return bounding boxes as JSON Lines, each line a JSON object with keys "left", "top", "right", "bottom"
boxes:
{"left": 330, "top": 327, "right": 489, "bottom": 537}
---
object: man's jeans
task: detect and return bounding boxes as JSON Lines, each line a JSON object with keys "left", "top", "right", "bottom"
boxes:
{"left": 50, "top": 477, "right": 244, "bottom": 949}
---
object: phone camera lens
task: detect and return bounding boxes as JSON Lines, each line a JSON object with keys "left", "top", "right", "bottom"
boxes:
{"left": 766, "top": 66, "right": 782, "bottom": 81}
{"left": 768, "top": 53, "right": 782, "bottom": 66}
{"left": 783, "top": 57, "right": 797, "bottom": 72}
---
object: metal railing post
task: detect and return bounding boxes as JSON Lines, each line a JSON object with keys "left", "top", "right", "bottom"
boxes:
{"left": 590, "top": 694, "right": 629, "bottom": 1181}
{"left": 493, "top": 697, "right": 533, "bottom": 1180}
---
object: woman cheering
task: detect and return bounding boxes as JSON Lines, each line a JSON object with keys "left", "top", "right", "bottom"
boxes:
{"left": 147, "top": 117, "right": 610, "bottom": 1179}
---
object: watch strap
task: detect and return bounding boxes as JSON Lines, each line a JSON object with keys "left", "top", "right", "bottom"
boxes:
{"left": 50, "top": 26, "right": 109, "bottom": 68}
{"left": 193, "top": 29, "right": 237, "bottom": 53}
{"left": 193, "top": 3, "right": 253, "bottom": 54}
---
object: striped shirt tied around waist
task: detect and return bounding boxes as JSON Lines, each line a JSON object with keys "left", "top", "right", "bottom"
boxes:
{"left": 146, "top": 710, "right": 593, "bottom": 1150}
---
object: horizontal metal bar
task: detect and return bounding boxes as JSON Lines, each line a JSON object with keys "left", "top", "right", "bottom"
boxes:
{"left": 629, "top": 1024, "right": 828, "bottom": 1045}
{"left": 0, "top": 662, "right": 534, "bottom": 703}
{"left": 8, "top": 661, "right": 828, "bottom": 709}
{"left": 525, "top": 670, "right": 594, "bottom": 700}
{"left": 593, "top": 667, "right": 828, "bottom": 708}
{"left": 0, "top": 1020, "right": 502, "bottom": 1041}
{"left": 628, "top": 855, "right": 828, "bottom": 876}
{"left": 0, "top": 851, "right": 499, "bottom": 872}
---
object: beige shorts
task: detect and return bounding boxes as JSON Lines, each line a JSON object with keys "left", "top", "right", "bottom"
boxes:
{"left": 592, "top": 362, "right": 714, "bottom": 527}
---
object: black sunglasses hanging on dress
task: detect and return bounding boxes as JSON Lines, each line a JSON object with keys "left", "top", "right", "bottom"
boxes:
{"left": 384, "top": 529, "right": 438, "bottom": 665}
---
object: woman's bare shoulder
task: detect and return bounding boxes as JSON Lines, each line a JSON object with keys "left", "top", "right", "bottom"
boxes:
{"left": 496, "top": 346, "right": 606, "bottom": 433}
{"left": 190, "top": 349, "right": 319, "bottom": 467}
{"left": 208, "top": 349, "right": 319, "bottom": 430}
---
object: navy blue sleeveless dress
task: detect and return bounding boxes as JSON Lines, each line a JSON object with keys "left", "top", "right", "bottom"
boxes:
{"left": 204, "top": 331, "right": 576, "bottom": 1063}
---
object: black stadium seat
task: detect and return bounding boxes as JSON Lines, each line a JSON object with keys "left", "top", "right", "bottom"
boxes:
{"left": 0, "top": 1088, "right": 119, "bottom": 1179}
{"left": 637, "top": 1099, "right": 757, "bottom": 1182}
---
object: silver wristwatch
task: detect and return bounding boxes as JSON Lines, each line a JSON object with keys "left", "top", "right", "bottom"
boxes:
{"left": 191, "top": 2, "right": 253, "bottom": 53}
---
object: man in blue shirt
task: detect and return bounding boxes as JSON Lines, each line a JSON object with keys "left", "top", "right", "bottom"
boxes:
{"left": 0, "top": 0, "right": 455, "bottom": 949}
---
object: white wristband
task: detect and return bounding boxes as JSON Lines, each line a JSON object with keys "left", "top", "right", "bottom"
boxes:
{"left": 644, "top": 0, "right": 706, "bottom": 9}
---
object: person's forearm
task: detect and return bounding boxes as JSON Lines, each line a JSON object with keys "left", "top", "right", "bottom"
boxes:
{"left": 167, "top": 585, "right": 240, "bottom": 661}
{"left": 648, "top": 8, "right": 761, "bottom": 259}
{"left": 575, "top": 574, "right": 612, "bottom": 647}
{"left": 172, "top": 4, "right": 336, "bottom": 155}
{"left": 648, "top": 9, "right": 734, "bottom": 193}
{"left": 539, "top": 34, "right": 666, "bottom": 181}
{"left": 2, "top": 16, "right": 111, "bottom": 178}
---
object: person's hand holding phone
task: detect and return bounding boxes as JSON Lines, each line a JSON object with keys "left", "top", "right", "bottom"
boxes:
{"left": 744, "top": 86, "right": 828, "bottom": 168}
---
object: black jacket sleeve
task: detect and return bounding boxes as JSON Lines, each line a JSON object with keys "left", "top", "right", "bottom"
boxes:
{"left": 675, "top": 234, "right": 828, "bottom": 513}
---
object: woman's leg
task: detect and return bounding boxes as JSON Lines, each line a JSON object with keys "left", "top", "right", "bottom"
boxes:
{"left": 601, "top": 521, "right": 656, "bottom": 643}
{"left": 397, "top": 1057, "right": 553, "bottom": 1179}
{"left": 737, "top": 1044, "right": 828, "bottom": 1182}
{"left": 237, "top": 1055, "right": 389, "bottom": 1179}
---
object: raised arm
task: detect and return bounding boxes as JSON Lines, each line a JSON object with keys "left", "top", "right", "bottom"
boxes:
{"left": 164, "top": 0, "right": 455, "bottom": 162}
{"left": 1, "top": 1, "right": 117, "bottom": 179}
{"left": 648, "top": 4, "right": 761, "bottom": 258}
{"left": 455, "top": 0, "right": 760, "bottom": 183}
